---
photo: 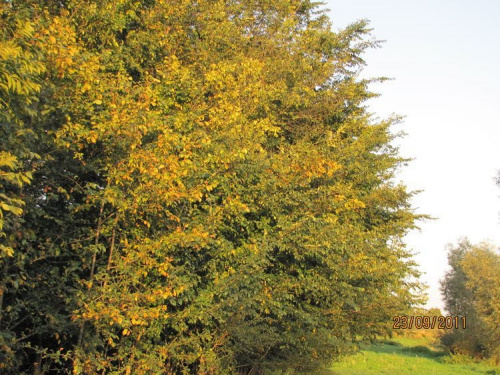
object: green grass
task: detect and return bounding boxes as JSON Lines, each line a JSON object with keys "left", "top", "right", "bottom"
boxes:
{"left": 329, "top": 336, "right": 499, "bottom": 375}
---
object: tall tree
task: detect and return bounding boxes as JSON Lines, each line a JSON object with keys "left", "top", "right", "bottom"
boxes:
{"left": 461, "top": 243, "right": 500, "bottom": 360}
{"left": 1, "top": 0, "right": 422, "bottom": 373}
{"left": 440, "top": 238, "right": 500, "bottom": 360}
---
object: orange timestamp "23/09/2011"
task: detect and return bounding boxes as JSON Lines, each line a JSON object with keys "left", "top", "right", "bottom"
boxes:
{"left": 393, "top": 315, "right": 466, "bottom": 330}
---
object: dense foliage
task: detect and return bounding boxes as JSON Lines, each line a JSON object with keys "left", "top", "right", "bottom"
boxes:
{"left": 440, "top": 239, "right": 500, "bottom": 362}
{"left": 1, "top": 0, "right": 421, "bottom": 373}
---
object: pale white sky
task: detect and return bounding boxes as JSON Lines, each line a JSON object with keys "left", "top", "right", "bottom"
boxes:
{"left": 325, "top": 0, "right": 500, "bottom": 309}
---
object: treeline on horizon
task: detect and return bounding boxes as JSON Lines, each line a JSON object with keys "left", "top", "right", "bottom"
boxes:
{"left": 0, "top": 0, "right": 424, "bottom": 373}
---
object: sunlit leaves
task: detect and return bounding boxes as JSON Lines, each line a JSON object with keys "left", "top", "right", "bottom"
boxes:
{"left": 441, "top": 240, "right": 500, "bottom": 360}
{"left": 0, "top": 0, "right": 422, "bottom": 373}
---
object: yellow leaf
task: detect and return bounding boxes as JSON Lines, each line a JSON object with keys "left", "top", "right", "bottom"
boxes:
{"left": 81, "top": 83, "right": 91, "bottom": 93}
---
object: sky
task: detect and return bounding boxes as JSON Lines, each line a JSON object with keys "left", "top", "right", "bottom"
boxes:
{"left": 324, "top": 0, "right": 500, "bottom": 309}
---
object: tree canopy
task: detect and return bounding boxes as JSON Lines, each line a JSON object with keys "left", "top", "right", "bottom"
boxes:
{"left": 0, "top": 0, "right": 421, "bottom": 373}
{"left": 440, "top": 239, "right": 500, "bottom": 361}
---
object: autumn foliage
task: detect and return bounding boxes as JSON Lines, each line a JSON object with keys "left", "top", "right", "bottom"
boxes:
{"left": 440, "top": 239, "right": 500, "bottom": 362}
{"left": 1, "top": 0, "right": 421, "bottom": 373}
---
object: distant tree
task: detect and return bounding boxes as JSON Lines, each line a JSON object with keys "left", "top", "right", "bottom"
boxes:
{"left": 440, "top": 238, "right": 500, "bottom": 360}
{"left": 441, "top": 239, "right": 477, "bottom": 317}
{"left": 461, "top": 243, "right": 500, "bottom": 360}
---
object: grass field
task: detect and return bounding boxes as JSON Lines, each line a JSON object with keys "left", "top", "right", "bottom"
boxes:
{"left": 329, "top": 336, "right": 499, "bottom": 375}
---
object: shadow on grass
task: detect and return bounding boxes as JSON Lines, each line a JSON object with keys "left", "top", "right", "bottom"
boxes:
{"left": 330, "top": 340, "right": 499, "bottom": 375}
{"left": 366, "top": 340, "right": 447, "bottom": 361}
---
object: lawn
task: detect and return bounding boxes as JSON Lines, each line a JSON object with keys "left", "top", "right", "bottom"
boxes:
{"left": 329, "top": 336, "right": 499, "bottom": 375}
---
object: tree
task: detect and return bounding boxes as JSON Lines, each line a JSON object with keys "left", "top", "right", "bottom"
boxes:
{"left": 1, "top": 0, "right": 422, "bottom": 373}
{"left": 0, "top": 3, "right": 47, "bottom": 370}
{"left": 461, "top": 243, "right": 500, "bottom": 360}
{"left": 440, "top": 238, "right": 500, "bottom": 360}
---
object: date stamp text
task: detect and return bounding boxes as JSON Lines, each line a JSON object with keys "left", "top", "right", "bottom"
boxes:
{"left": 393, "top": 316, "right": 466, "bottom": 330}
